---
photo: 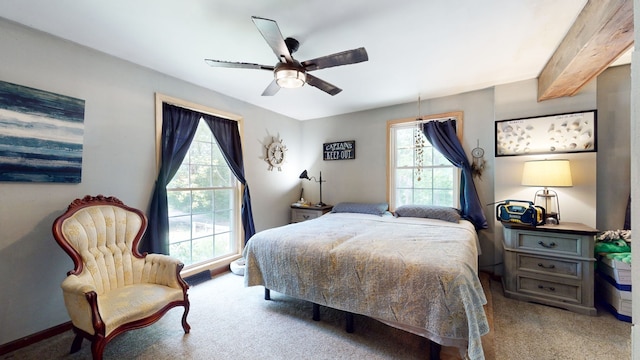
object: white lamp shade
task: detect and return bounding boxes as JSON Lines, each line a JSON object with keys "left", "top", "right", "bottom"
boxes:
{"left": 521, "top": 159, "right": 573, "bottom": 187}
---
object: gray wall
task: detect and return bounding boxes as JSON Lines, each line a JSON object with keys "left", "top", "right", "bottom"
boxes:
{"left": 493, "top": 78, "right": 599, "bottom": 274}
{"left": 631, "top": 0, "right": 639, "bottom": 352}
{"left": 300, "top": 88, "right": 498, "bottom": 270}
{"left": 596, "top": 65, "right": 631, "bottom": 231}
{"left": 0, "top": 18, "right": 302, "bottom": 345}
{"left": 0, "top": 17, "right": 633, "bottom": 349}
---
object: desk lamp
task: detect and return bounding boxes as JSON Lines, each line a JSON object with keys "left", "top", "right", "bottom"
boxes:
{"left": 299, "top": 170, "right": 326, "bottom": 207}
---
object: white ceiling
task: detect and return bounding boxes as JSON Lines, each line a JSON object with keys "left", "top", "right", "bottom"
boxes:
{"left": 0, "top": 0, "right": 628, "bottom": 121}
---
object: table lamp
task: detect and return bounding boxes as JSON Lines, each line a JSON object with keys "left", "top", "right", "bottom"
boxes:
{"left": 299, "top": 170, "right": 326, "bottom": 206}
{"left": 521, "top": 159, "right": 573, "bottom": 225}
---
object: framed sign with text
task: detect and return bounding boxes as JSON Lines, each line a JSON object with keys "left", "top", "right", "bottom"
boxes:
{"left": 323, "top": 140, "right": 355, "bottom": 160}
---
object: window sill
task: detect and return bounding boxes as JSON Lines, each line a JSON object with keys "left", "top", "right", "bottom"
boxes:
{"left": 180, "top": 253, "right": 242, "bottom": 279}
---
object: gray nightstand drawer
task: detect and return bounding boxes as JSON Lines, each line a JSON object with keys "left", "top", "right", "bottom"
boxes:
{"left": 292, "top": 209, "right": 322, "bottom": 222}
{"left": 518, "top": 276, "right": 580, "bottom": 304}
{"left": 511, "top": 231, "right": 581, "bottom": 256}
{"left": 290, "top": 205, "right": 333, "bottom": 223}
{"left": 517, "top": 253, "right": 580, "bottom": 279}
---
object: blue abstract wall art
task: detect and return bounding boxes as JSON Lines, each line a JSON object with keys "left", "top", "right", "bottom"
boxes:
{"left": 0, "top": 80, "right": 85, "bottom": 183}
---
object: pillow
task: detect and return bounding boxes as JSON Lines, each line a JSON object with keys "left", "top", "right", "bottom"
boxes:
{"left": 331, "top": 202, "right": 389, "bottom": 216}
{"left": 394, "top": 205, "right": 461, "bottom": 223}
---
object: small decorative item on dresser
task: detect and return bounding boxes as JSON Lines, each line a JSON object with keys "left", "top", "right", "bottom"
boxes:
{"left": 501, "top": 221, "right": 598, "bottom": 315}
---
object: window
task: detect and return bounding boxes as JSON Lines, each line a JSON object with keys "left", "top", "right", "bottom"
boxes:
{"left": 166, "top": 119, "right": 238, "bottom": 267}
{"left": 154, "top": 93, "right": 246, "bottom": 276}
{"left": 387, "top": 114, "right": 461, "bottom": 210}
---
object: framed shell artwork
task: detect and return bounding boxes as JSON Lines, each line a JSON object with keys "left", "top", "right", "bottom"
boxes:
{"left": 495, "top": 110, "right": 597, "bottom": 157}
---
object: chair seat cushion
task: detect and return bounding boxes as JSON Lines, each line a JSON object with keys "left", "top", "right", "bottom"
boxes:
{"left": 98, "top": 283, "right": 185, "bottom": 335}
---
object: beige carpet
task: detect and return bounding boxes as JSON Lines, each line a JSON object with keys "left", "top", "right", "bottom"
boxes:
{"left": 0, "top": 271, "right": 630, "bottom": 360}
{"left": 491, "top": 276, "right": 631, "bottom": 359}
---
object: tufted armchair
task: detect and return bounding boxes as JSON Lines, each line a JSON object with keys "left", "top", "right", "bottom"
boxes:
{"left": 52, "top": 195, "right": 190, "bottom": 360}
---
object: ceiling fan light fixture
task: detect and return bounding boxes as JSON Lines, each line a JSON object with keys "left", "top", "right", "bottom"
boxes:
{"left": 205, "top": 17, "right": 367, "bottom": 95}
{"left": 275, "top": 67, "right": 306, "bottom": 88}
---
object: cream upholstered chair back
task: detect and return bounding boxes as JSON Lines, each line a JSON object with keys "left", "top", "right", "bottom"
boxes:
{"left": 53, "top": 195, "right": 190, "bottom": 360}
{"left": 59, "top": 200, "right": 147, "bottom": 295}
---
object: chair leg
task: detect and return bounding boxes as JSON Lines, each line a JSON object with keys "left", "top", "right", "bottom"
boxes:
{"left": 91, "top": 336, "right": 106, "bottom": 360}
{"left": 181, "top": 302, "right": 191, "bottom": 334}
{"left": 69, "top": 333, "right": 84, "bottom": 354}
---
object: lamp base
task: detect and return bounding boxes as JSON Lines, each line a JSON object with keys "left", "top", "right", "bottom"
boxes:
{"left": 315, "top": 202, "right": 326, "bottom": 207}
{"left": 544, "top": 213, "right": 560, "bottom": 225}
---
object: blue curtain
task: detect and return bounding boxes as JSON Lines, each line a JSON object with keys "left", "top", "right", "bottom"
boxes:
{"left": 202, "top": 116, "right": 255, "bottom": 244}
{"left": 421, "top": 119, "right": 488, "bottom": 229}
{"left": 143, "top": 103, "right": 255, "bottom": 254}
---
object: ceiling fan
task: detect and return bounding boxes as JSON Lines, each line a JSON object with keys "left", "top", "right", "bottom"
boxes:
{"left": 204, "top": 16, "right": 369, "bottom": 96}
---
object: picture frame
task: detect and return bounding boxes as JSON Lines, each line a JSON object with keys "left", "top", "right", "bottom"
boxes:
{"left": 495, "top": 110, "right": 597, "bottom": 157}
{"left": 323, "top": 140, "right": 355, "bottom": 160}
{"left": 0, "top": 80, "right": 85, "bottom": 182}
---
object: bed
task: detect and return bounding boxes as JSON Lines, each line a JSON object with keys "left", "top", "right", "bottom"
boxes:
{"left": 243, "top": 203, "right": 489, "bottom": 359}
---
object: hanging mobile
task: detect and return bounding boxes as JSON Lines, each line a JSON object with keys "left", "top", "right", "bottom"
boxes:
{"left": 471, "top": 140, "right": 486, "bottom": 179}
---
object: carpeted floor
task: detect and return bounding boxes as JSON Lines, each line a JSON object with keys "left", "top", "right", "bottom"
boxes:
{"left": 0, "top": 271, "right": 630, "bottom": 359}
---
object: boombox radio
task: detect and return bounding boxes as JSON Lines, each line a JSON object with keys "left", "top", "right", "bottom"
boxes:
{"left": 496, "top": 200, "right": 545, "bottom": 227}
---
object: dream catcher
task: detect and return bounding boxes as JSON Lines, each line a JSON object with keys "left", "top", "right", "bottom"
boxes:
{"left": 471, "top": 139, "right": 486, "bottom": 179}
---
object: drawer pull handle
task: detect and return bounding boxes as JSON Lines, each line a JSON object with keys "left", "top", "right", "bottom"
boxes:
{"left": 303, "top": 215, "right": 310, "bottom": 219}
{"left": 537, "top": 241, "right": 557, "bottom": 249}
{"left": 537, "top": 285, "right": 556, "bottom": 292}
{"left": 537, "top": 263, "right": 555, "bottom": 269}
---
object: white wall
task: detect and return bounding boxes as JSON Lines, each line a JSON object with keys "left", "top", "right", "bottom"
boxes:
{"left": 301, "top": 88, "right": 498, "bottom": 270}
{"left": 0, "top": 18, "right": 301, "bottom": 345}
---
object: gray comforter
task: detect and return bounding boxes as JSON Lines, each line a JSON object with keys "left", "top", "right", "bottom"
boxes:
{"left": 244, "top": 212, "right": 488, "bottom": 359}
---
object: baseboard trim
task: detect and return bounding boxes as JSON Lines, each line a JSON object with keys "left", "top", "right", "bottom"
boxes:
{"left": 211, "top": 267, "right": 230, "bottom": 277}
{"left": 0, "top": 321, "right": 72, "bottom": 356}
{"left": 0, "top": 269, "right": 233, "bottom": 356}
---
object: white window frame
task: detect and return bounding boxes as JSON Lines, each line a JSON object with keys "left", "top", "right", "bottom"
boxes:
{"left": 155, "top": 93, "right": 245, "bottom": 278}
{"left": 387, "top": 111, "right": 463, "bottom": 211}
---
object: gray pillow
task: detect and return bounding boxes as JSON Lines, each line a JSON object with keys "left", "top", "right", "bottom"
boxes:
{"left": 331, "top": 202, "right": 389, "bottom": 216}
{"left": 394, "top": 205, "right": 461, "bottom": 223}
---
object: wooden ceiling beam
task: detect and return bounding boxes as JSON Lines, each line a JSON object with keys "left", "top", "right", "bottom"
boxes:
{"left": 537, "top": 0, "right": 633, "bottom": 101}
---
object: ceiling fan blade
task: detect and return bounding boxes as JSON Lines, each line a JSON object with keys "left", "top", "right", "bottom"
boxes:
{"left": 204, "top": 59, "right": 274, "bottom": 71}
{"left": 251, "top": 16, "right": 294, "bottom": 64}
{"left": 302, "top": 47, "right": 368, "bottom": 71}
{"left": 261, "top": 79, "right": 281, "bottom": 96}
{"left": 305, "top": 74, "right": 342, "bottom": 96}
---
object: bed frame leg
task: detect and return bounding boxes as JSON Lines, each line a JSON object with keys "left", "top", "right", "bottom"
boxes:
{"left": 429, "top": 340, "right": 441, "bottom": 359}
{"left": 264, "top": 288, "right": 270, "bottom": 300}
{"left": 345, "top": 312, "right": 354, "bottom": 333}
{"left": 312, "top": 303, "right": 320, "bottom": 321}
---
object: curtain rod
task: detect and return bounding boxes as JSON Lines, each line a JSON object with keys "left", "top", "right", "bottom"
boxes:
{"left": 414, "top": 117, "right": 456, "bottom": 124}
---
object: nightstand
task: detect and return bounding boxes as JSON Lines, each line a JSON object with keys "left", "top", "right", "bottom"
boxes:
{"left": 502, "top": 222, "right": 598, "bottom": 316}
{"left": 290, "top": 204, "right": 333, "bottom": 223}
